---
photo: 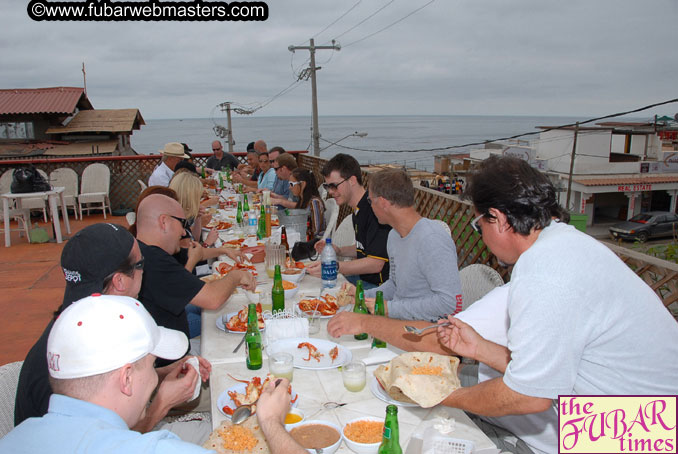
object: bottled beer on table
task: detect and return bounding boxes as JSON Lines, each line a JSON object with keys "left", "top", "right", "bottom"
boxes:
{"left": 243, "top": 194, "right": 250, "bottom": 212}
{"left": 272, "top": 264, "right": 285, "bottom": 314}
{"left": 236, "top": 200, "right": 243, "bottom": 225}
{"left": 372, "top": 291, "right": 387, "bottom": 348}
{"left": 245, "top": 303, "right": 262, "bottom": 370}
{"left": 280, "top": 226, "right": 290, "bottom": 264}
{"left": 265, "top": 205, "right": 272, "bottom": 237}
{"left": 219, "top": 172, "right": 224, "bottom": 189}
{"left": 378, "top": 405, "right": 402, "bottom": 454}
{"left": 353, "top": 280, "right": 368, "bottom": 340}
{"left": 257, "top": 204, "right": 266, "bottom": 239}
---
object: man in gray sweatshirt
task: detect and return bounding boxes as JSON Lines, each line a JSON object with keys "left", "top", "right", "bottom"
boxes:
{"left": 352, "top": 168, "right": 462, "bottom": 321}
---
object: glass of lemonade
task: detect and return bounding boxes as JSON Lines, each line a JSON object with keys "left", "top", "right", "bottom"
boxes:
{"left": 342, "top": 361, "right": 366, "bottom": 392}
{"left": 269, "top": 352, "right": 294, "bottom": 381}
{"left": 259, "top": 290, "right": 272, "bottom": 313}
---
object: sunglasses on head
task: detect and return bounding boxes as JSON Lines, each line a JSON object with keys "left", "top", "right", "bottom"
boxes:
{"left": 322, "top": 176, "right": 350, "bottom": 191}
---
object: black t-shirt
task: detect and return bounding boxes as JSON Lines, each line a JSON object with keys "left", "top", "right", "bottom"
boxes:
{"left": 352, "top": 192, "right": 391, "bottom": 285}
{"left": 206, "top": 154, "right": 240, "bottom": 171}
{"left": 138, "top": 241, "right": 205, "bottom": 365}
{"left": 14, "top": 320, "right": 54, "bottom": 425}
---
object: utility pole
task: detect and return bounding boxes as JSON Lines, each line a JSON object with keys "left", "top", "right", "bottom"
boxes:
{"left": 565, "top": 122, "right": 579, "bottom": 210}
{"left": 218, "top": 102, "right": 235, "bottom": 153}
{"left": 288, "top": 39, "right": 341, "bottom": 156}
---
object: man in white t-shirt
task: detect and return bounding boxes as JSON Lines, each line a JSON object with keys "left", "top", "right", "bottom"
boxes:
{"left": 148, "top": 143, "right": 190, "bottom": 187}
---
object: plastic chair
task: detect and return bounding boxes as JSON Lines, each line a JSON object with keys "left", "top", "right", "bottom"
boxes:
{"left": 78, "top": 163, "right": 112, "bottom": 219}
{"left": 432, "top": 219, "right": 451, "bottom": 236}
{"left": 459, "top": 264, "right": 504, "bottom": 311}
{"left": 0, "top": 361, "right": 23, "bottom": 437}
{"left": 0, "top": 171, "right": 31, "bottom": 242}
{"left": 19, "top": 169, "right": 49, "bottom": 222}
{"left": 50, "top": 168, "right": 79, "bottom": 220}
{"left": 332, "top": 215, "right": 355, "bottom": 249}
{"left": 137, "top": 179, "right": 147, "bottom": 192}
{"left": 319, "top": 198, "right": 339, "bottom": 242}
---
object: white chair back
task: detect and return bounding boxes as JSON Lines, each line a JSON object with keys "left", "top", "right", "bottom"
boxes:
{"left": 50, "top": 168, "right": 79, "bottom": 198}
{"left": 432, "top": 219, "right": 451, "bottom": 236}
{"left": 320, "top": 198, "right": 339, "bottom": 242}
{"left": 0, "top": 361, "right": 23, "bottom": 437}
{"left": 0, "top": 171, "right": 14, "bottom": 196}
{"left": 81, "top": 163, "right": 110, "bottom": 194}
{"left": 332, "top": 215, "right": 355, "bottom": 248}
{"left": 137, "top": 179, "right": 147, "bottom": 191}
{"left": 459, "top": 264, "right": 504, "bottom": 311}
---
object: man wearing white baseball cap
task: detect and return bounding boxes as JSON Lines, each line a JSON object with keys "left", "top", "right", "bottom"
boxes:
{"left": 149, "top": 142, "right": 191, "bottom": 187}
{"left": 1, "top": 294, "right": 307, "bottom": 454}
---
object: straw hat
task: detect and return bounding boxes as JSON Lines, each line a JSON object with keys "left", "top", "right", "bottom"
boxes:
{"left": 159, "top": 142, "right": 190, "bottom": 159}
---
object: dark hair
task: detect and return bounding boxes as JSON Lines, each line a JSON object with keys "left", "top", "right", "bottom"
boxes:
{"left": 269, "top": 146, "right": 286, "bottom": 155}
{"left": 321, "top": 153, "right": 362, "bottom": 185}
{"left": 368, "top": 169, "right": 414, "bottom": 207}
{"left": 128, "top": 186, "right": 179, "bottom": 236}
{"left": 258, "top": 151, "right": 269, "bottom": 158}
{"left": 174, "top": 160, "right": 198, "bottom": 175}
{"left": 102, "top": 251, "right": 137, "bottom": 292}
{"left": 247, "top": 142, "right": 256, "bottom": 151}
{"left": 463, "top": 155, "right": 569, "bottom": 235}
{"left": 291, "top": 168, "right": 321, "bottom": 209}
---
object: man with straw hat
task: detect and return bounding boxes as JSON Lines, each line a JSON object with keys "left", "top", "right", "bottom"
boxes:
{"left": 149, "top": 142, "right": 190, "bottom": 187}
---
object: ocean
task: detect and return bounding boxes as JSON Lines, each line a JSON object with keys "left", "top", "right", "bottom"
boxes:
{"left": 131, "top": 115, "right": 591, "bottom": 172}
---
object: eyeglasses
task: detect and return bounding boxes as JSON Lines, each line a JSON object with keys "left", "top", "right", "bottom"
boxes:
{"left": 166, "top": 214, "right": 193, "bottom": 230}
{"left": 269, "top": 159, "right": 276, "bottom": 163}
{"left": 212, "top": 147, "right": 222, "bottom": 151}
{"left": 273, "top": 166, "right": 281, "bottom": 171}
{"left": 131, "top": 256, "right": 145, "bottom": 271}
{"left": 322, "top": 176, "right": 350, "bottom": 191}
{"left": 470, "top": 214, "right": 484, "bottom": 235}
{"left": 289, "top": 181, "right": 301, "bottom": 187}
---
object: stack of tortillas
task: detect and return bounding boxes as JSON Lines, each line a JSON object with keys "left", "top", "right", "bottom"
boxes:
{"left": 374, "top": 352, "right": 461, "bottom": 408}
{"left": 203, "top": 417, "right": 270, "bottom": 454}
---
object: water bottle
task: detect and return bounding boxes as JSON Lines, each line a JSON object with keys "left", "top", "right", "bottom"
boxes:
{"left": 248, "top": 209, "right": 257, "bottom": 235}
{"left": 320, "top": 238, "right": 338, "bottom": 288}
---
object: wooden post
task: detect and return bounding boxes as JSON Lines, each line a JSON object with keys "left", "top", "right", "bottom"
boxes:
{"left": 565, "top": 122, "right": 579, "bottom": 210}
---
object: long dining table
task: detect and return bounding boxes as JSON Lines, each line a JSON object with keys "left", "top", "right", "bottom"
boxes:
{"left": 199, "top": 255, "right": 498, "bottom": 454}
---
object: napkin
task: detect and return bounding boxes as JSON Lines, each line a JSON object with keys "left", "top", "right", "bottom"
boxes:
{"left": 362, "top": 346, "right": 399, "bottom": 366}
{"left": 184, "top": 356, "right": 201, "bottom": 402}
{"left": 263, "top": 317, "right": 309, "bottom": 346}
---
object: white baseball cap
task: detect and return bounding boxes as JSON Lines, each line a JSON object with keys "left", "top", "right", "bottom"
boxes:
{"left": 47, "top": 294, "right": 188, "bottom": 379}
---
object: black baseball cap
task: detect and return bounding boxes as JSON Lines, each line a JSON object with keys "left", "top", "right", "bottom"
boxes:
{"left": 247, "top": 142, "right": 256, "bottom": 152}
{"left": 59, "top": 223, "right": 135, "bottom": 311}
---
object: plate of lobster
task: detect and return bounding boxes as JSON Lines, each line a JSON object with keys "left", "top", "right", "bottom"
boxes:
{"left": 218, "top": 374, "right": 298, "bottom": 417}
{"left": 266, "top": 337, "right": 352, "bottom": 370}
{"left": 295, "top": 292, "right": 348, "bottom": 318}
{"left": 217, "top": 304, "right": 266, "bottom": 333}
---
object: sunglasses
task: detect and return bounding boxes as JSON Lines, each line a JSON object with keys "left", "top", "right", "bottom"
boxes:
{"left": 470, "top": 214, "right": 484, "bottom": 235}
{"left": 166, "top": 214, "right": 193, "bottom": 230}
{"left": 322, "top": 176, "right": 349, "bottom": 191}
{"left": 131, "top": 256, "right": 145, "bottom": 271}
{"left": 269, "top": 159, "right": 276, "bottom": 163}
{"left": 212, "top": 147, "right": 222, "bottom": 151}
{"left": 289, "top": 181, "right": 301, "bottom": 187}
{"left": 273, "top": 166, "right": 281, "bottom": 171}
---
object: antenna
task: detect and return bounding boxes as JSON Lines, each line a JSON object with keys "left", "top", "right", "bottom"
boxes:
{"left": 82, "top": 61, "right": 87, "bottom": 95}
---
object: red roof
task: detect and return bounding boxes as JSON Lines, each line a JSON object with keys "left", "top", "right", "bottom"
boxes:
{"left": 0, "top": 87, "right": 93, "bottom": 115}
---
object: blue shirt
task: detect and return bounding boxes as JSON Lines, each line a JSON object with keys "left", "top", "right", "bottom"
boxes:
{"left": 0, "top": 394, "right": 212, "bottom": 454}
{"left": 271, "top": 174, "right": 291, "bottom": 199}
{"left": 257, "top": 167, "right": 276, "bottom": 191}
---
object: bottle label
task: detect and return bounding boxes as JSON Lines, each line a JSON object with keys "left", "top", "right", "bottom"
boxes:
{"left": 383, "top": 426, "right": 391, "bottom": 439}
{"left": 321, "top": 260, "right": 337, "bottom": 281}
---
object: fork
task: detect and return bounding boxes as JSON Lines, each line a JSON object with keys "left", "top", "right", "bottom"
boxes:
{"left": 403, "top": 321, "right": 451, "bottom": 335}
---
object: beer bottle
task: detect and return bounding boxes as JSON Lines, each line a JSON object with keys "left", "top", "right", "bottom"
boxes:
{"left": 378, "top": 405, "right": 402, "bottom": 454}
{"left": 265, "top": 205, "right": 272, "bottom": 237}
{"left": 243, "top": 194, "right": 250, "bottom": 212}
{"left": 353, "top": 280, "right": 368, "bottom": 340}
{"left": 219, "top": 172, "right": 224, "bottom": 189}
{"left": 245, "top": 303, "right": 263, "bottom": 370}
{"left": 236, "top": 200, "right": 243, "bottom": 225}
{"left": 272, "top": 264, "right": 285, "bottom": 314}
{"left": 257, "top": 204, "right": 266, "bottom": 239}
{"left": 280, "top": 226, "right": 290, "bottom": 265}
{"left": 372, "top": 291, "right": 386, "bottom": 348}
{"left": 201, "top": 166, "right": 206, "bottom": 179}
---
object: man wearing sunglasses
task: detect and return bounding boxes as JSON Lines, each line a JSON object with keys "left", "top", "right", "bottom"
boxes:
{"left": 307, "top": 154, "right": 391, "bottom": 289}
{"left": 270, "top": 153, "right": 299, "bottom": 209}
{"left": 135, "top": 195, "right": 256, "bottom": 367}
{"left": 206, "top": 140, "right": 239, "bottom": 172}
{"left": 15, "top": 223, "right": 209, "bottom": 438}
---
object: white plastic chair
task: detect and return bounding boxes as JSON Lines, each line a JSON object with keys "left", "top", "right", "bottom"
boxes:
{"left": 50, "top": 168, "right": 79, "bottom": 220}
{"left": 79, "top": 163, "right": 111, "bottom": 219}
{"left": 432, "top": 219, "right": 451, "bottom": 236}
{"left": 19, "top": 169, "right": 49, "bottom": 222}
{"left": 459, "top": 264, "right": 504, "bottom": 311}
{"left": 138, "top": 179, "right": 147, "bottom": 192}
{"left": 0, "top": 361, "right": 23, "bottom": 437}
{"left": 332, "top": 215, "right": 356, "bottom": 249}
{"left": 0, "top": 171, "right": 31, "bottom": 242}
{"left": 319, "top": 198, "right": 339, "bottom": 242}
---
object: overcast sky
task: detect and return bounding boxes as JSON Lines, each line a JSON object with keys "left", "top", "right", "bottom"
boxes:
{"left": 3, "top": 0, "right": 678, "bottom": 120}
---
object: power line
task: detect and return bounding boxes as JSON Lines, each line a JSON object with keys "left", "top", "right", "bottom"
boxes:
{"left": 332, "top": 0, "right": 396, "bottom": 41}
{"left": 343, "top": 0, "right": 436, "bottom": 48}
{"left": 322, "top": 97, "right": 678, "bottom": 154}
{"left": 312, "top": 1, "right": 362, "bottom": 41}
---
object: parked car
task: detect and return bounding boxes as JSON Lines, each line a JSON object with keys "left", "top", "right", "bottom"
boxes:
{"left": 609, "top": 211, "right": 678, "bottom": 242}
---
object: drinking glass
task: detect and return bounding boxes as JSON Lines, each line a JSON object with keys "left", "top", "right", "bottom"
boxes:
{"left": 304, "top": 312, "right": 321, "bottom": 335}
{"left": 342, "top": 361, "right": 366, "bottom": 392}
{"left": 265, "top": 242, "right": 286, "bottom": 278}
{"left": 269, "top": 352, "right": 294, "bottom": 381}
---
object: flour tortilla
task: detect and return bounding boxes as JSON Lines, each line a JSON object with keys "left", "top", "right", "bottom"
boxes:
{"left": 373, "top": 352, "right": 460, "bottom": 408}
{"left": 203, "top": 416, "right": 270, "bottom": 454}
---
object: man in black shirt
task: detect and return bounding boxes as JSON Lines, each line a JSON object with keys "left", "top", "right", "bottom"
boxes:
{"left": 307, "top": 154, "right": 391, "bottom": 289}
{"left": 206, "top": 140, "right": 240, "bottom": 171}
{"left": 135, "top": 194, "right": 255, "bottom": 365}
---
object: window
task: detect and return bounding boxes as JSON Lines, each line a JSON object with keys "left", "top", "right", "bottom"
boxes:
{"left": 0, "top": 122, "right": 35, "bottom": 139}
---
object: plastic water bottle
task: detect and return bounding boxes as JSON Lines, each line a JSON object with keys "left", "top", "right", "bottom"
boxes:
{"left": 320, "top": 238, "right": 338, "bottom": 288}
{"left": 248, "top": 209, "right": 257, "bottom": 235}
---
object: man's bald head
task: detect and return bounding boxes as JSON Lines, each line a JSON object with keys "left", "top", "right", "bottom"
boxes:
{"left": 136, "top": 195, "right": 186, "bottom": 253}
{"left": 254, "top": 140, "right": 267, "bottom": 154}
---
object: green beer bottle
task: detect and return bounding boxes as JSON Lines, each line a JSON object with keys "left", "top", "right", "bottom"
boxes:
{"left": 245, "top": 303, "right": 263, "bottom": 370}
{"left": 226, "top": 168, "right": 232, "bottom": 183}
{"left": 353, "top": 280, "right": 368, "bottom": 340}
{"left": 272, "top": 265, "right": 285, "bottom": 314}
{"left": 378, "top": 405, "right": 402, "bottom": 454}
{"left": 257, "top": 204, "right": 266, "bottom": 239}
{"left": 243, "top": 194, "right": 250, "bottom": 212}
{"left": 219, "top": 172, "right": 224, "bottom": 189}
{"left": 372, "top": 291, "right": 386, "bottom": 348}
{"left": 236, "top": 200, "right": 243, "bottom": 225}
{"left": 201, "top": 166, "right": 206, "bottom": 179}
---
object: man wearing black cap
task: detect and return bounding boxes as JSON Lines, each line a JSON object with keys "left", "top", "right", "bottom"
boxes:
{"left": 14, "top": 223, "right": 210, "bottom": 433}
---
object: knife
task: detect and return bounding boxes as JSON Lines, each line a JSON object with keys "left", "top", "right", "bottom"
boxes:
{"left": 233, "top": 333, "right": 247, "bottom": 353}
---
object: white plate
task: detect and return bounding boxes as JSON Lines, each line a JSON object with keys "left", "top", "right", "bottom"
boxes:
{"left": 267, "top": 337, "right": 352, "bottom": 370}
{"left": 369, "top": 375, "right": 419, "bottom": 407}
{"left": 217, "top": 381, "right": 298, "bottom": 417}
{"left": 218, "top": 312, "right": 265, "bottom": 333}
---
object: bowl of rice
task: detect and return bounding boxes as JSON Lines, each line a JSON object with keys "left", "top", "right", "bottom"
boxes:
{"left": 342, "top": 416, "right": 384, "bottom": 454}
